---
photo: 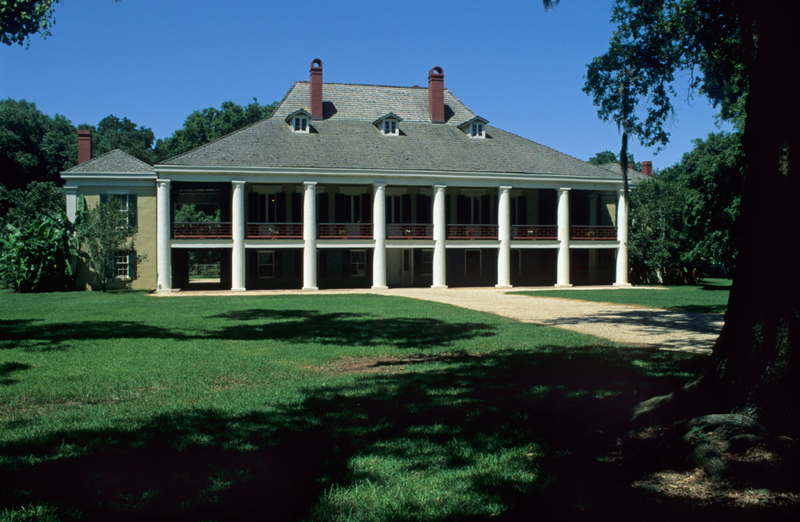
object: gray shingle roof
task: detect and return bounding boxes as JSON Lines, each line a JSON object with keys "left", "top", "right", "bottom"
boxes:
{"left": 160, "top": 81, "right": 617, "bottom": 179}
{"left": 65, "top": 149, "right": 155, "bottom": 174}
{"left": 598, "top": 162, "right": 649, "bottom": 183}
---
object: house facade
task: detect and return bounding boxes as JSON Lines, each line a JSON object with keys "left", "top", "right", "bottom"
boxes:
{"left": 62, "top": 60, "right": 641, "bottom": 292}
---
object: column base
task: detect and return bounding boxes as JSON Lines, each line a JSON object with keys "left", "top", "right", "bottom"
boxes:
{"left": 302, "top": 286, "right": 319, "bottom": 291}
{"left": 156, "top": 289, "right": 173, "bottom": 295}
{"left": 613, "top": 282, "right": 633, "bottom": 288}
{"left": 231, "top": 287, "right": 246, "bottom": 292}
{"left": 554, "top": 283, "right": 573, "bottom": 288}
{"left": 371, "top": 286, "right": 389, "bottom": 290}
{"left": 431, "top": 285, "right": 448, "bottom": 289}
{"left": 495, "top": 284, "right": 513, "bottom": 289}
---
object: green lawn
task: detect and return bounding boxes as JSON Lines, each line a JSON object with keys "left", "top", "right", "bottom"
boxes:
{"left": 0, "top": 291, "right": 706, "bottom": 521}
{"left": 511, "top": 278, "right": 732, "bottom": 314}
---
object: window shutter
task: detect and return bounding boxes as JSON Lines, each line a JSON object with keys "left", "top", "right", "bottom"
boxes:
{"left": 457, "top": 195, "right": 469, "bottom": 224}
{"left": 361, "top": 193, "right": 371, "bottom": 223}
{"left": 276, "top": 192, "right": 287, "bottom": 223}
{"left": 100, "top": 194, "right": 108, "bottom": 205}
{"left": 518, "top": 196, "right": 527, "bottom": 225}
{"left": 129, "top": 195, "right": 137, "bottom": 228}
{"left": 318, "top": 194, "right": 329, "bottom": 224}
{"left": 445, "top": 195, "right": 451, "bottom": 225}
{"left": 481, "top": 195, "right": 490, "bottom": 225}
{"left": 319, "top": 250, "right": 328, "bottom": 279}
{"left": 335, "top": 194, "right": 346, "bottom": 223}
{"left": 417, "top": 194, "right": 431, "bottom": 223}
{"left": 130, "top": 251, "right": 137, "bottom": 279}
{"left": 248, "top": 193, "right": 258, "bottom": 221}
{"left": 249, "top": 251, "right": 257, "bottom": 279}
{"left": 510, "top": 198, "right": 518, "bottom": 226}
{"left": 292, "top": 192, "right": 302, "bottom": 223}
{"left": 401, "top": 194, "right": 411, "bottom": 223}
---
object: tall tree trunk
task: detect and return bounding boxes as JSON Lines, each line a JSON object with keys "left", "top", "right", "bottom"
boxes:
{"left": 705, "top": 2, "right": 800, "bottom": 433}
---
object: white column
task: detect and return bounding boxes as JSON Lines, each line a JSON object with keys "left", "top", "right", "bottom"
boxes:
{"left": 156, "top": 179, "right": 172, "bottom": 293}
{"left": 432, "top": 184, "right": 448, "bottom": 288}
{"left": 496, "top": 186, "right": 512, "bottom": 288}
{"left": 303, "top": 182, "right": 318, "bottom": 290}
{"left": 65, "top": 187, "right": 78, "bottom": 223}
{"left": 372, "top": 183, "right": 388, "bottom": 289}
{"left": 231, "top": 181, "right": 246, "bottom": 291}
{"left": 588, "top": 194, "right": 599, "bottom": 285}
{"left": 615, "top": 189, "right": 631, "bottom": 287}
{"left": 556, "top": 188, "right": 572, "bottom": 287}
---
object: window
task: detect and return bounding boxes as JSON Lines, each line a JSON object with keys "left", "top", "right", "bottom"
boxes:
{"left": 471, "top": 123, "right": 484, "bottom": 138}
{"left": 351, "top": 250, "right": 366, "bottom": 277}
{"left": 258, "top": 251, "right": 275, "bottom": 278}
{"left": 101, "top": 193, "right": 137, "bottom": 227}
{"left": 459, "top": 117, "right": 488, "bottom": 139}
{"left": 115, "top": 253, "right": 130, "bottom": 278}
{"left": 383, "top": 120, "right": 398, "bottom": 135}
{"left": 421, "top": 249, "right": 433, "bottom": 276}
{"left": 293, "top": 117, "right": 308, "bottom": 133}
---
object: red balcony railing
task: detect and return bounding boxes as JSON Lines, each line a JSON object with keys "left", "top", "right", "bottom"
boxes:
{"left": 386, "top": 224, "right": 433, "bottom": 239}
{"left": 318, "top": 223, "right": 374, "bottom": 239}
{"left": 447, "top": 224, "right": 499, "bottom": 239}
{"left": 511, "top": 225, "right": 558, "bottom": 240}
{"left": 246, "top": 222, "right": 303, "bottom": 239}
{"left": 173, "top": 222, "right": 232, "bottom": 239}
{"left": 571, "top": 226, "right": 617, "bottom": 240}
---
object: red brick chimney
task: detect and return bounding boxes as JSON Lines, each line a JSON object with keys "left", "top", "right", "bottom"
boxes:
{"left": 428, "top": 66, "right": 445, "bottom": 123}
{"left": 642, "top": 161, "right": 653, "bottom": 176}
{"left": 78, "top": 130, "right": 92, "bottom": 165}
{"left": 310, "top": 58, "right": 323, "bottom": 120}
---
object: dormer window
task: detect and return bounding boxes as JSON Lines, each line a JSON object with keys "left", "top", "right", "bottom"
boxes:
{"left": 285, "top": 109, "right": 313, "bottom": 134}
{"left": 459, "top": 116, "right": 489, "bottom": 139}
{"left": 374, "top": 112, "right": 403, "bottom": 137}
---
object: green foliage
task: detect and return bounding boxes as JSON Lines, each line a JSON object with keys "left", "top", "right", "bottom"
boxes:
{"left": 0, "top": 210, "right": 78, "bottom": 292}
{"left": 76, "top": 196, "right": 140, "bottom": 292}
{"left": 0, "top": 180, "right": 65, "bottom": 231}
{"left": 588, "top": 150, "right": 642, "bottom": 172}
{"left": 156, "top": 99, "right": 278, "bottom": 160}
{"left": 628, "top": 132, "right": 742, "bottom": 284}
{"left": 583, "top": 0, "right": 746, "bottom": 149}
{"left": 0, "top": 0, "right": 59, "bottom": 46}
{"left": 0, "top": 99, "right": 77, "bottom": 190}
{"left": 79, "top": 114, "right": 157, "bottom": 165}
{"left": 174, "top": 203, "right": 221, "bottom": 223}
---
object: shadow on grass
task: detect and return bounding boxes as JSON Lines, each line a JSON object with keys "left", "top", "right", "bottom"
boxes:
{"left": 1, "top": 345, "right": 759, "bottom": 522}
{"left": 0, "top": 362, "right": 31, "bottom": 386}
{"left": 1, "top": 312, "right": 496, "bottom": 352}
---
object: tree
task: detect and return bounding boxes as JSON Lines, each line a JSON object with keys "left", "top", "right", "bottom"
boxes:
{"left": 156, "top": 99, "right": 278, "bottom": 161}
{"left": 0, "top": 180, "right": 66, "bottom": 230}
{"left": 0, "top": 210, "right": 78, "bottom": 292}
{"left": 76, "top": 196, "right": 141, "bottom": 292}
{"left": 0, "top": 98, "right": 77, "bottom": 190}
{"left": 0, "top": 0, "right": 59, "bottom": 46}
{"left": 80, "top": 115, "right": 157, "bottom": 165}
{"left": 588, "top": 150, "right": 641, "bottom": 172}
{"left": 579, "top": 0, "right": 800, "bottom": 456}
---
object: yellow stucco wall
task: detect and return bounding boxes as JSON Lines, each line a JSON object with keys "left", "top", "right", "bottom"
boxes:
{"left": 76, "top": 187, "right": 157, "bottom": 291}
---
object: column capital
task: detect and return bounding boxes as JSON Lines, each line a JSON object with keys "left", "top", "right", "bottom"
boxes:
{"left": 64, "top": 186, "right": 78, "bottom": 195}
{"left": 156, "top": 179, "right": 171, "bottom": 187}
{"left": 232, "top": 180, "right": 246, "bottom": 187}
{"left": 558, "top": 187, "right": 572, "bottom": 192}
{"left": 498, "top": 185, "right": 512, "bottom": 192}
{"left": 304, "top": 181, "right": 318, "bottom": 187}
{"left": 373, "top": 182, "right": 387, "bottom": 188}
{"left": 434, "top": 184, "right": 447, "bottom": 190}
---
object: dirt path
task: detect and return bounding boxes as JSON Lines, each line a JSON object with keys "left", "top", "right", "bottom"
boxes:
{"left": 161, "top": 286, "right": 722, "bottom": 352}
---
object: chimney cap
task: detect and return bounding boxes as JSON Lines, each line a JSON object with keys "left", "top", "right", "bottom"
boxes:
{"left": 428, "top": 66, "right": 444, "bottom": 78}
{"left": 310, "top": 58, "right": 323, "bottom": 70}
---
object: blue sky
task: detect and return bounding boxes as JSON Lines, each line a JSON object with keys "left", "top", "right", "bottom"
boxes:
{"left": 1, "top": 0, "right": 731, "bottom": 170}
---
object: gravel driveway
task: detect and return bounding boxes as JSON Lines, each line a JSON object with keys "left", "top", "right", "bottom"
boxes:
{"left": 163, "top": 286, "right": 722, "bottom": 353}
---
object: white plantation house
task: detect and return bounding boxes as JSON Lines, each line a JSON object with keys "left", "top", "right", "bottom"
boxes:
{"left": 62, "top": 59, "right": 648, "bottom": 292}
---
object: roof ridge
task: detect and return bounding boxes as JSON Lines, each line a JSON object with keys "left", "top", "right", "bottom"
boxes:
{"left": 65, "top": 148, "right": 154, "bottom": 172}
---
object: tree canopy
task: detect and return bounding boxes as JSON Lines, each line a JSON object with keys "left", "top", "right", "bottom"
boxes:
{"left": 0, "top": 0, "right": 59, "bottom": 46}
{"left": 587, "top": 150, "right": 641, "bottom": 172}
{"left": 79, "top": 115, "right": 157, "bottom": 165}
{"left": 155, "top": 99, "right": 278, "bottom": 161}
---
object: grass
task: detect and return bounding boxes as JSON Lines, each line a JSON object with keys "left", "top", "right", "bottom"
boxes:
{"left": 0, "top": 291, "right": 707, "bottom": 521}
{"left": 510, "top": 278, "right": 732, "bottom": 314}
